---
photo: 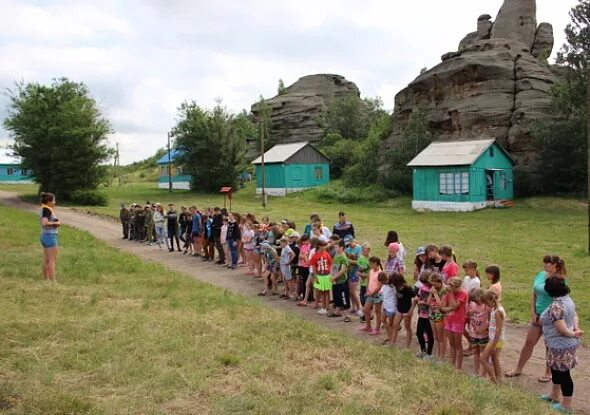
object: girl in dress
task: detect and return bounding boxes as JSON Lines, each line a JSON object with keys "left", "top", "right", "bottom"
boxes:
{"left": 428, "top": 273, "right": 447, "bottom": 360}
{"left": 359, "top": 257, "right": 385, "bottom": 336}
{"left": 481, "top": 290, "right": 506, "bottom": 384}
{"left": 467, "top": 288, "right": 489, "bottom": 375}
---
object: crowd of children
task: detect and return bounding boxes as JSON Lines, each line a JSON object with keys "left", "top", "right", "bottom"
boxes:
{"left": 119, "top": 203, "right": 582, "bottom": 412}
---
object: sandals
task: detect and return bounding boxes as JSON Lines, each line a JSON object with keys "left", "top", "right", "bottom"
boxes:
{"left": 257, "top": 292, "right": 267, "bottom": 297}
{"left": 538, "top": 375, "right": 552, "bottom": 383}
{"left": 343, "top": 316, "right": 351, "bottom": 322}
{"left": 504, "top": 371, "right": 521, "bottom": 378}
{"left": 297, "top": 302, "right": 307, "bottom": 307}
{"left": 327, "top": 312, "right": 342, "bottom": 318}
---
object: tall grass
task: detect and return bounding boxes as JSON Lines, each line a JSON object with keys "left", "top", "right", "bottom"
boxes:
{"left": 0, "top": 205, "right": 553, "bottom": 414}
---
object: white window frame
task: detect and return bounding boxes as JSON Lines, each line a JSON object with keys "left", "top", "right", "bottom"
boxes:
{"left": 439, "top": 172, "right": 469, "bottom": 195}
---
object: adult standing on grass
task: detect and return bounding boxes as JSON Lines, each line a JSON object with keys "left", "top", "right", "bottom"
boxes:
{"left": 40, "top": 192, "right": 60, "bottom": 281}
{"left": 332, "top": 211, "right": 355, "bottom": 240}
{"left": 506, "top": 255, "right": 566, "bottom": 382}
{"left": 538, "top": 276, "right": 582, "bottom": 414}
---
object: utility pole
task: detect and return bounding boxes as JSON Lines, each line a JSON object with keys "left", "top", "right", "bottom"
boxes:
{"left": 167, "top": 132, "right": 173, "bottom": 193}
{"left": 587, "top": 60, "right": 590, "bottom": 253}
{"left": 114, "top": 142, "right": 121, "bottom": 187}
{"left": 260, "top": 117, "right": 267, "bottom": 208}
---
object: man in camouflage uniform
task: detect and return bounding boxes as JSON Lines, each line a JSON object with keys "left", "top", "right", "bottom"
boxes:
{"left": 129, "top": 204, "right": 137, "bottom": 240}
{"left": 119, "top": 203, "right": 131, "bottom": 239}
{"left": 136, "top": 205, "right": 146, "bottom": 242}
{"left": 144, "top": 204, "right": 155, "bottom": 245}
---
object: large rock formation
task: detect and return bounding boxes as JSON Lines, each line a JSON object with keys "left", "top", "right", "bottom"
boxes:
{"left": 389, "top": 0, "right": 557, "bottom": 165}
{"left": 251, "top": 74, "right": 360, "bottom": 145}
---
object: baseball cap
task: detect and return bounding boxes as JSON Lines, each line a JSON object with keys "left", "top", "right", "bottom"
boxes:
{"left": 343, "top": 235, "right": 354, "bottom": 245}
{"left": 415, "top": 246, "right": 426, "bottom": 256}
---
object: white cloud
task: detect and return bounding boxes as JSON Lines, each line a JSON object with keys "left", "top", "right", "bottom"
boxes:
{"left": 0, "top": 0, "right": 578, "bottom": 164}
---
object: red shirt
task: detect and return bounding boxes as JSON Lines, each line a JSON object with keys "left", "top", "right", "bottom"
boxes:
{"left": 310, "top": 251, "right": 333, "bottom": 275}
{"left": 443, "top": 289, "right": 468, "bottom": 325}
{"left": 442, "top": 261, "right": 459, "bottom": 282}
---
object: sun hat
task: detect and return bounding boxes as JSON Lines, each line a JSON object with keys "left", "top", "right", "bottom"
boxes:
{"left": 415, "top": 246, "right": 426, "bottom": 256}
{"left": 289, "top": 232, "right": 300, "bottom": 239}
{"left": 260, "top": 242, "right": 271, "bottom": 251}
{"left": 388, "top": 242, "right": 400, "bottom": 252}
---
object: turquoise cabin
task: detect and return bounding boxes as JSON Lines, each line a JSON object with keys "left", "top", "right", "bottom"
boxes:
{"left": 251, "top": 142, "right": 330, "bottom": 196}
{"left": 407, "top": 139, "right": 515, "bottom": 212}
{"left": 157, "top": 149, "right": 191, "bottom": 190}
{"left": 0, "top": 163, "right": 33, "bottom": 184}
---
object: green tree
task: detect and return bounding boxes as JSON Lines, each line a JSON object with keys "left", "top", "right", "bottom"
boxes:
{"left": 324, "top": 96, "right": 387, "bottom": 141}
{"left": 381, "top": 110, "right": 433, "bottom": 194}
{"left": 526, "top": 0, "right": 590, "bottom": 195}
{"left": 277, "top": 79, "right": 287, "bottom": 95}
{"left": 173, "top": 101, "right": 253, "bottom": 191}
{"left": 4, "top": 78, "right": 112, "bottom": 200}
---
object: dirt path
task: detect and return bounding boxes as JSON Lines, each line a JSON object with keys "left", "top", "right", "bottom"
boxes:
{"left": 2, "top": 190, "right": 589, "bottom": 413}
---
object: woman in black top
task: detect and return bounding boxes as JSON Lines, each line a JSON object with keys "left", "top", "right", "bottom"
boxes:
{"left": 167, "top": 204, "right": 181, "bottom": 252}
{"left": 226, "top": 213, "right": 241, "bottom": 268}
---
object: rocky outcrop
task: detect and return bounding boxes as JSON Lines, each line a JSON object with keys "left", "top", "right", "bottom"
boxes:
{"left": 389, "top": 0, "right": 558, "bottom": 165}
{"left": 251, "top": 74, "right": 360, "bottom": 145}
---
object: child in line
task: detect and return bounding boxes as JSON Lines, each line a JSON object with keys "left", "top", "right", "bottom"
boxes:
{"left": 389, "top": 272, "right": 416, "bottom": 348}
{"left": 467, "top": 288, "right": 490, "bottom": 375}
{"left": 279, "top": 237, "right": 296, "bottom": 300}
{"left": 310, "top": 239, "right": 333, "bottom": 315}
{"left": 415, "top": 271, "right": 434, "bottom": 359}
{"left": 357, "top": 243, "right": 371, "bottom": 320}
{"left": 462, "top": 260, "right": 481, "bottom": 357}
{"left": 426, "top": 244, "right": 446, "bottom": 272}
{"left": 329, "top": 240, "right": 351, "bottom": 322}
{"left": 462, "top": 260, "right": 481, "bottom": 294}
{"left": 440, "top": 245, "right": 459, "bottom": 283}
{"left": 441, "top": 277, "right": 469, "bottom": 370}
{"left": 360, "top": 257, "right": 385, "bottom": 335}
{"left": 384, "top": 243, "right": 405, "bottom": 275}
{"left": 428, "top": 273, "right": 447, "bottom": 360}
{"left": 486, "top": 265, "right": 503, "bottom": 303}
{"left": 297, "top": 235, "right": 311, "bottom": 303}
{"left": 481, "top": 290, "right": 506, "bottom": 384}
{"left": 345, "top": 237, "right": 363, "bottom": 317}
{"left": 413, "top": 246, "right": 428, "bottom": 288}
{"left": 258, "top": 243, "right": 279, "bottom": 296}
{"left": 242, "top": 222, "right": 255, "bottom": 276}
{"left": 289, "top": 233, "right": 301, "bottom": 295}
{"left": 382, "top": 273, "right": 397, "bottom": 344}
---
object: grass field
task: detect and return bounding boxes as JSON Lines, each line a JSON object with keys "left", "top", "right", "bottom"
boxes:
{"left": 2, "top": 181, "right": 590, "bottom": 327}
{"left": 0, "top": 204, "right": 557, "bottom": 414}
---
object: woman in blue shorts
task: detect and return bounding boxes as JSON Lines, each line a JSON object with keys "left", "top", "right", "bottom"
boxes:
{"left": 40, "top": 192, "right": 60, "bottom": 281}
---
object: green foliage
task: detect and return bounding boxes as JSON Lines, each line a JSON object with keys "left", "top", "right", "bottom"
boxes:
{"left": 528, "top": 1, "right": 590, "bottom": 195}
{"left": 381, "top": 110, "right": 433, "bottom": 194}
{"left": 277, "top": 79, "right": 287, "bottom": 95}
{"left": 306, "top": 181, "right": 399, "bottom": 204}
{"left": 68, "top": 189, "right": 109, "bottom": 206}
{"left": 3, "top": 78, "right": 113, "bottom": 200}
{"left": 529, "top": 119, "right": 587, "bottom": 195}
{"left": 254, "top": 95, "right": 277, "bottom": 150}
{"left": 324, "top": 96, "right": 387, "bottom": 140}
{"left": 173, "top": 101, "right": 254, "bottom": 192}
{"left": 320, "top": 136, "right": 360, "bottom": 179}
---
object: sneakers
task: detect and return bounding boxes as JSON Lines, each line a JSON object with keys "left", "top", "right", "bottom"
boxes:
{"left": 356, "top": 310, "right": 364, "bottom": 317}
{"left": 317, "top": 308, "right": 327, "bottom": 315}
{"left": 423, "top": 354, "right": 434, "bottom": 361}
{"left": 416, "top": 351, "right": 425, "bottom": 359}
{"left": 552, "top": 403, "right": 573, "bottom": 414}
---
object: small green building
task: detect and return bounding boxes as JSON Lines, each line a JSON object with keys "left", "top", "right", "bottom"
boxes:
{"left": 251, "top": 142, "right": 330, "bottom": 196}
{"left": 157, "top": 149, "right": 191, "bottom": 190}
{"left": 0, "top": 153, "right": 34, "bottom": 185}
{"left": 407, "top": 139, "right": 515, "bottom": 212}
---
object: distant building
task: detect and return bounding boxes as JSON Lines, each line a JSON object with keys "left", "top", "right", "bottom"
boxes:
{"left": 251, "top": 142, "right": 330, "bottom": 196}
{"left": 407, "top": 139, "right": 515, "bottom": 212}
{"left": 0, "top": 151, "right": 34, "bottom": 184}
{"left": 157, "top": 150, "right": 191, "bottom": 190}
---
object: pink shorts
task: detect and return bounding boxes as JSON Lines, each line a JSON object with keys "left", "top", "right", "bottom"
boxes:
{"left": 444, "top": 321, "right": 465, "bottom": 334}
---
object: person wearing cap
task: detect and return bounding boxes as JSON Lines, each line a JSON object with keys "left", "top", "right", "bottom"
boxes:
{"left": 128, "top": 204, "right": 137, "bottom": 240}
{"left": 281, "top": 220, "right": 296, "bottom": 238}
{"left": 119, "top": 203, "right": 131, "bottom": 239}
{"left": 258, "top": 242, "right": 279, "bottom": 296}
{"left": 384, "top": 230, "right": 406, "bottom": 259}
{"left": 384, "top": 243, "right": 405, "bottom": 275}
{"left": 413, "top": 246, "right": 428, "bottom": 287}
{"left": 332, "top": 211, "right": 355, "bottom": 240}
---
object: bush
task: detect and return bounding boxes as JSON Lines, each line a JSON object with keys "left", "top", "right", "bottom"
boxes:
{"left": 66, "top": 189, "right": 109, "bottom": 206}
{"left": 306, "top": 181, "right": 399, "bottom": 204}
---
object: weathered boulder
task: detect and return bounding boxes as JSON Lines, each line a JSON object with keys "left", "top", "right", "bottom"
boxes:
{"left": 491, "top": 0, "right": 537, "bottom": 49}
{"left": 389, "top": 0, "right": 558, "bottom": 166}
{"left": 532, "top": 22, "right": 554, "bottom": 58}
{"left": 251, "top": 74, "right": 360, "bottom": 145}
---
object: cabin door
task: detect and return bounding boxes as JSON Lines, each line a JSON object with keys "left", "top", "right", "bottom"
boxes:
{"left": 485, "top": 170, "right": 495, "bottom": 201}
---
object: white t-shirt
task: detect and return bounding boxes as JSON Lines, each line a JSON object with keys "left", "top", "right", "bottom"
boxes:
{"left": 242, "top": 229, "right": 255, "bottom": 250}
{"left": 397, "top": 242, "right": 406, "bottom": 259}
{"left": 463, "top": 276, "right": 481, "bottom": 294}
{"left": 382, "top": 284, "right": 397, "bottom": 313}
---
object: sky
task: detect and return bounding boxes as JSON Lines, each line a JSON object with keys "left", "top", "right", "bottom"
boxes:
{"left": 0, "top": 0, "right": 577, "bottom": 164}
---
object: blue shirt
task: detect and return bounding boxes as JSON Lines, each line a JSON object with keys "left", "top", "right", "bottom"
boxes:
{"left": 40, "top": 207, "right": 58, "bottom": 235}
{"left": 192, "top": 213, "right": 202, "bottom": 234}
{"left": 541, "top": 295, "right": 580, "bottom": 350}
